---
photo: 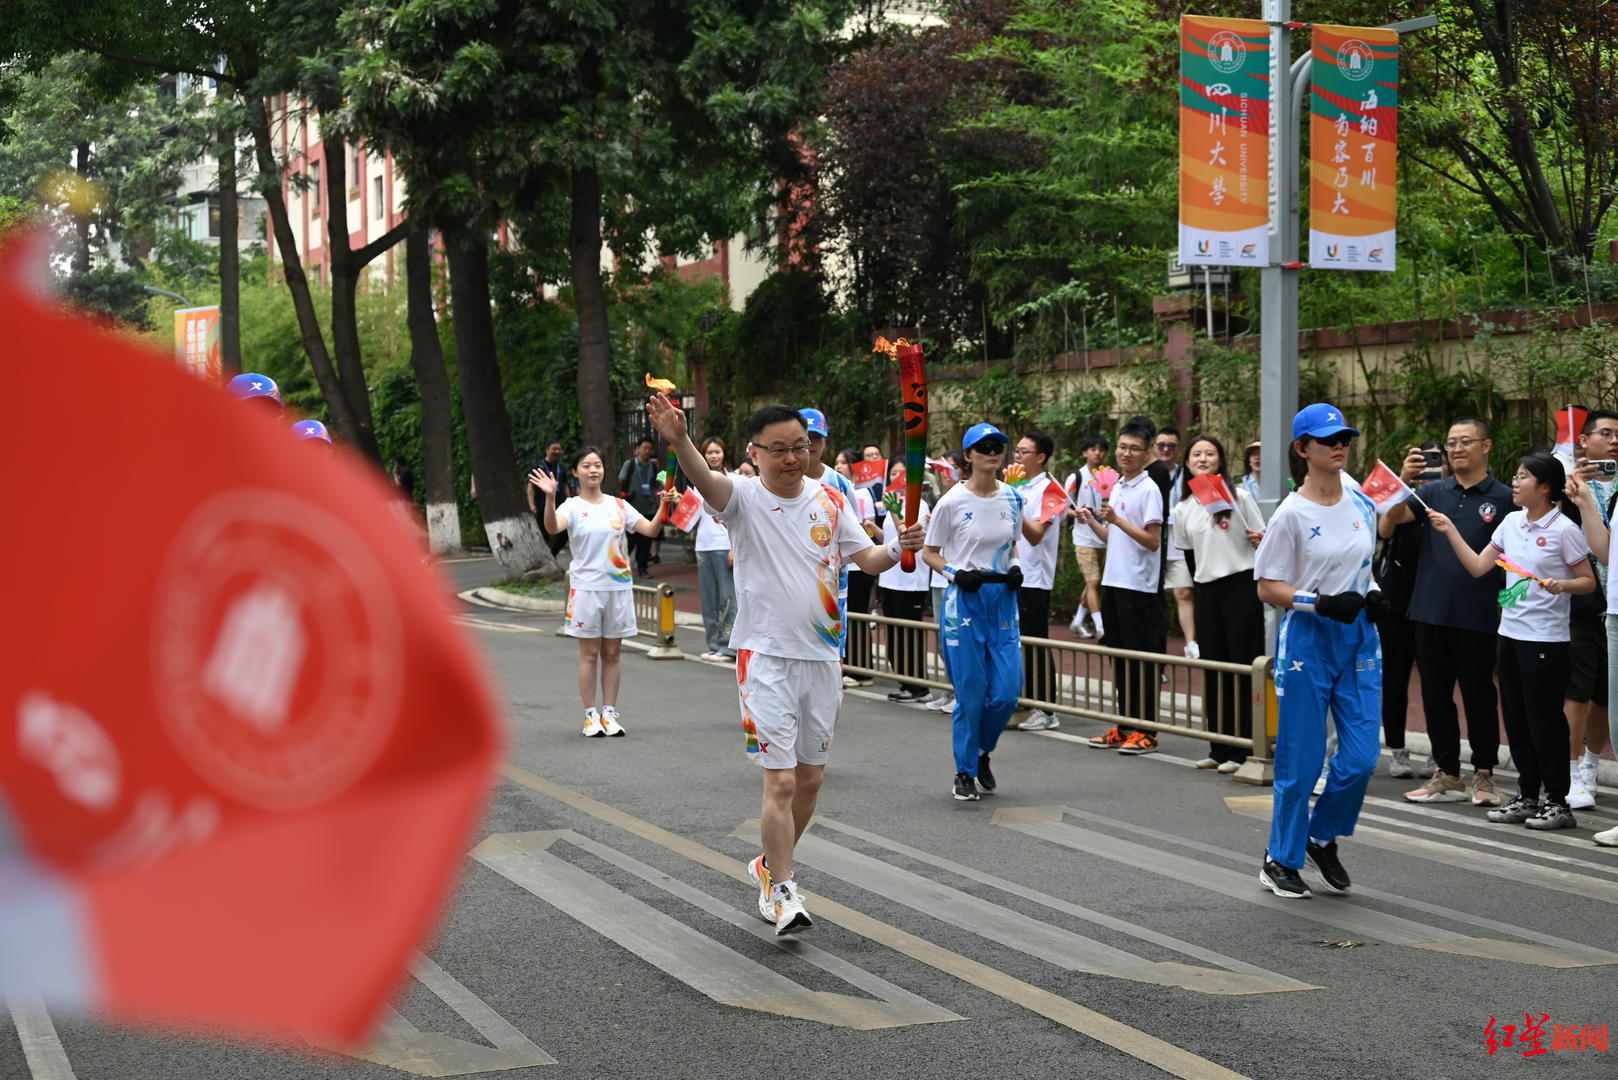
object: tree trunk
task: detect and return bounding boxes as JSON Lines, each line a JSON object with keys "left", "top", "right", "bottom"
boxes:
{"left": 444, "top": 227, "right": 556, "bottom": 576}
{"left": 406, "top": 219, "right": 462, "bottom": 556}
{"left": 571, "top": 164, "right": 618, "bottom": 479}
{"left": 217, "top": 124, "right": 241, "bottom": 377}
{"left": 248, "top": 101, "right": 360, "bottom": 439}
{"left": 73, "top": 141, "right": 92, "bottom": 275}
{"left": 321, "top": 135, "right": 382, "bottom": 461}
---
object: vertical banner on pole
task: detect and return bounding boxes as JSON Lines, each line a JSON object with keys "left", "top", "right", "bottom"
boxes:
{"left": 174, "top": 305, "right": 223, "bottom": 383}
{"left": 1178, "top": 15, "right": 1271, "bottom": 266}
{"left": 1308, "top": 25, "right": 1399, "bottom": 271}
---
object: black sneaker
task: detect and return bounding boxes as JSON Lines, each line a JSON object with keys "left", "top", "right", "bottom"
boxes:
{"left": 952, "top": 772, "right": 980, "bottom": 801}
{"left": 1525, "top": 801, "right": 1577, "bottom": 831}
{"left": 1305, "top": 839, "right": 1350, "bottom": 893}
{"left": 888, "top": 687, "right": 930, "bottom": 703}
{"left": 1259, "top": 857, "right": 1313, "bottom": 899}
{"left": 977, "top": 753, "right": 997, "bottom": 793}
{"left": 1486, "top": 794, "right": 1538, "bottom": 824}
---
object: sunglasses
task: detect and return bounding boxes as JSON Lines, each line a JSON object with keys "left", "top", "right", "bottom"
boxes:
{"left": 970, "top": 441, "right": 1006, "bottom": 456}
{"left": 1312, "top": 433, "right": 1354, "bottom": 448}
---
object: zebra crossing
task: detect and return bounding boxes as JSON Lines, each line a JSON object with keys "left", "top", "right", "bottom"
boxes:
{"left": 10, "top": 761, "right": 1617, "bottom": 1079}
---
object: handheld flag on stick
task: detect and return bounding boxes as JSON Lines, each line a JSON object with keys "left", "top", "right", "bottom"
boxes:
{"left": 875, "top": 337, "right": 928, "bottom": 571}
{"left": 0, "top": 231, "right": 499, "bottom": 1050}
{"left": 670, "top": 487, "right": 703, "bottom": 531}
{"left": 1555, "top": 405, "right": 1588, "bottom": 460}
{"left": 1360, "top": 460, "right": 1428, "bottom": 514}
{"left": 850, "top": 458, "right": 887, "bottom": 488}
{"left": 1037, "top": 482, "right": 1070, "bottom": 523}
{"left": 927, "top": 458, "right": 958, "bottom": 482}
{"left": 1187, "top": 473, "right": 1236, "bottom": 515}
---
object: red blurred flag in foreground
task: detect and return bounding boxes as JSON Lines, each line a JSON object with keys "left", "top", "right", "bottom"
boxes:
{"left": 0, "top": 232, "right": 500, "bottom": 1050}
{"left": 1037, "top": 482, "right": 1070, "bottom": 523}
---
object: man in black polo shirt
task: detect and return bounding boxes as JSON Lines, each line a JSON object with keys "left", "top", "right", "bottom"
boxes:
{"left": 1380, "top": 418, "right": 1511, "bottom": 806}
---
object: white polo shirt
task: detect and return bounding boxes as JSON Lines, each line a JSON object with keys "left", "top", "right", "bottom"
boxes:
{"left": 1013, "top": 472, "right": 1064, "bottom": 590}
{"left": 1489, "top": 507, "right": 1592, "bottom": 643}
{"left": 1174, "top": 487, "right": 1264, "bottom": 584}
{"left": 1100, "top": 471, "right": 1165, "bottom": 593}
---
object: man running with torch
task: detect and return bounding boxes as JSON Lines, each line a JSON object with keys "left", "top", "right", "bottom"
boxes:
{"left": 646, "top": 392, "right": 926, "bottom": 934}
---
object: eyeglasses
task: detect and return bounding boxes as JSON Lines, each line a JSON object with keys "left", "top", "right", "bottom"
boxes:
{"left": 1314, "top": 433, "right": 1354, "bottom": 448}
{"left": 750, "top": 441, "right": 813, "bottom": 459}
{"left": 1445, "top": 437, "right": 1484, "bottom": 450}
{"left": 969, "top": 441, "right": 1006, "bottom": 456}
{"left": 1012, "top": 447, "right": 1036, "bottom": 456}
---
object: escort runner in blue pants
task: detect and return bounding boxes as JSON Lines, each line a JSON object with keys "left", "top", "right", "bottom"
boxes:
{"left": 944, "top": 581, "right": 1022, "bottom": 775}
{"left": 1270, "top": 610, "right": 1382, "bottom": 871}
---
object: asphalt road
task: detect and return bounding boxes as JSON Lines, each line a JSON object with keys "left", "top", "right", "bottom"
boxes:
{"left": 6, "top": 555, "right": 1616, "bottom": 1080}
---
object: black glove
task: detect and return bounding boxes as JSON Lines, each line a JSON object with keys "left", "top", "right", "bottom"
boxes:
{"left": 953, "top": 569, "right": 984, "bottom": 593}
{"left": 1364, "top": 590, "right": 1391, "bottom": 623}
{"left": 1005, "top": 565, "right": 1024, "bottom": 591}
{"left": 1315, "top": 591, "right": 1366, "bottom": 624}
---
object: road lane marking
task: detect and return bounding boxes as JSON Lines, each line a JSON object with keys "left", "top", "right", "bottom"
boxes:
{"left": 472, "top": 829, "right": 951, "bottom": 1029}
{"left": 737, "top": 819, "right": 1314, "bottom": 996}
{"left": 994, "top": 806, "right": 1616, "bottom": 968}
{"left": 454, "top": 616, "right": 543, "bottom": 633}
{"left": 307, "top": 954, "right": 556, "bottom": 1076}
{"left": 499, "top": 763, "right": 1257, "bottom": 1080}
{"left": 5, "top": 996, "right": 76, "bottom": 1080}
{"left": 1224, "top": 796, "right": 1618, "bottom": 904}
{"left": 1357, "top": 793, "right": 1618, "bottom": 851}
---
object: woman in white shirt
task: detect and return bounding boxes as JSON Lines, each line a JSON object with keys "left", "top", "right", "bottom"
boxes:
{"left": 1568, "top": 472, "right": 1618, "bottom": 847}
{"left": 1174, "top": 435, "right": 1266, "bottom": 773}
{"left": 693, "top": 437, "right": 737, "bottom": 662}
{"left": 1430, "top": 450, "right": 1596, "bottom": 831}
{"left": 531, "top": 446, "right": 675, "bottom": 737}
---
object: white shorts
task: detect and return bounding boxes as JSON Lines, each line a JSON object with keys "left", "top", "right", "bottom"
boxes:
{"left": 1163, "top": 559, "right": 1193, "bottom": 590}
{"left": 736, "top": 650, "right": 841, "bottom": 768}
{"left": 564, "top": 588, "right": 638, "bottom": 638}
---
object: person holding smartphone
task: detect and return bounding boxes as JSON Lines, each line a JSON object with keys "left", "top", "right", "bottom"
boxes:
{"left": 1382, "top": 419, "right": 1513, "bottom": 807}
{"left": 1557, "top": 410, "right": 1617, "bottom": 808}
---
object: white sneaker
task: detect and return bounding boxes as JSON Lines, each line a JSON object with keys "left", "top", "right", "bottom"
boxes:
{"left": 600, "top": 707, "right": 625, "bottom": 737}
{"left": 841, "top": 675, "right": 859, "bottom": 689}
{"left": 699, "top": 651, "right": 728, "bottom": 662}
{"left": 747, "top": 854, "right": 773, "bottom": 923}
{"left": 581, "top": 708, "right": 606, "bottom": 737}
{"left": 1217, "top": 760, "right": 1242, "bottom": 774}
{"left": 770, "top": 881, "right": 812, "bottom": 936}
{"left": 1183, "top": 641, "right": 1200, "bottom": 660}
{"left": 928, "top": 694, "right": 956, "bottom": 713}
{"left": 1069, "top": 612, "right": 1086, "bottom": 635}
{"left": 1594, "top": 824, "right": 1618, "bottom": 847}
{"left": 1579, "top": 756, "right": 1599, "bottom": 799}
{"left": 1567, "top": 774, "right": 1595, "bottom": 810}
{"left": 1194, "top": 757, "right": 1219, "bottom": 769}
{"left": 1017, "top": 709, "right": 1060, "bottom": 731}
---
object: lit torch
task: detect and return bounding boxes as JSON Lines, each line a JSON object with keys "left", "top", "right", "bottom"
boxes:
{"left": 645, "top": 373, "right": 680, "bottom": 493}
{"left": 873, "top": 337, "right": 927, "bottom": 572}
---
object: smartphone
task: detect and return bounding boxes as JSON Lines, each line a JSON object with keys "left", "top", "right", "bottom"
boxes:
{"left": 1594, "top": 459, "right": 1618, "bottom": 481}
{"left": 1419, "top": 449, "right": 1443, "bottom": 481}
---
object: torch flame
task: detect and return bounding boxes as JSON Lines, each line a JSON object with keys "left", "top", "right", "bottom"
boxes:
{"left": 645, "top": 373, "right": 678, "bottom": 393}
{"left": 872, "top": 336, "right": 912, "bottom": 360}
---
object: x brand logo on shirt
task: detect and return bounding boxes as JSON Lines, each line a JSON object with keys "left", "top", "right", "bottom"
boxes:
{"left": 964, "top": 511, "right": 974, "bottom": 521}
{"left": 1309, "top": 526, "right": 1323, "bottom": 538}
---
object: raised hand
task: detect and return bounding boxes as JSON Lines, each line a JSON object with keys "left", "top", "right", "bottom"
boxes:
{"left": 646, "top": 392, "right": 687, "bottom": 442}
{"left": 527, "top": 468, "right": 558, "bottom": 497}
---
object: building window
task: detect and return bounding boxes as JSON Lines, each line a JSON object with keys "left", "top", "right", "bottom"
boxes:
{"left": 308, "top": 161, "right": 320, "bottom": 209}
{"left": 208, "top": 196, "right": 222, "bottom": 238}
{"left": 373, "top": 176, "right": 384, "bottom": 220}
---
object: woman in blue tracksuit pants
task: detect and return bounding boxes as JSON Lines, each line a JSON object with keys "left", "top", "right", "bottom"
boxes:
{"left": 923, "top": 422, "right": 1025, "bottom": 802}
{"left": 1252, "top": 403, "right": 1387, "bottom": 899}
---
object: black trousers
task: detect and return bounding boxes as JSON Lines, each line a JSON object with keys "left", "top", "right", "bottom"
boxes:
{"left": 537, "top": 511, "right": 568, "bottom": 555}
{"left": 1102, "top": 585, "right": 1166, "bottom": 734}
{"left": 1018, "top": 587, "right": 1055, "bottom": 706}
{"left": 881, "top": 587, "right": 927, "bottom": 681}
{"left": 1415, "top": 622, "right": 1501, "bottom": 775}
{"left": 1378, "top": 612, "right": 1418, "bottom": 749}
{"left": 846, "top": 570, "right": 876, "bottom": 669}
{"left": 1497, "top": 639, "right": 1573, "bottom": 803}
{"left": 1192, "top": 570, "right": 1263, "bottom": 763}
{"left": 628, "top": 529, "right": 655, "bottom": 574}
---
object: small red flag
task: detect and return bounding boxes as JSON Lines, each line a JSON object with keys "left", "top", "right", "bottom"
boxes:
{"left": 1187, "top": 474, "right": 1236, "bottom": 514}
{"left": 1555, "top": 405, "right": 1588, "bottom": 457}
{"left": 1360, "top": 459, "right": 1413, "bottom": 512}
{"left": 1038, "top": 482, "right": 1070, "bottom": 523}
{"left": 850, "top": 458, "right": 887, "bottom": 488}
{"left": 0, "top": 233, "right": 500, "bottom": 1050}
{"left": 669, "top": 487, "right": 703, "bottom": 531}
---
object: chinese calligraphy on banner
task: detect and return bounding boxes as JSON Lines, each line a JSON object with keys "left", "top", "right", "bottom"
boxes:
{"left": 1309, "top": 25, "right": 1399, "bottom": 271}
{"left": 174, "top": 305, "right": 223, "bottom": 383}
{"left": 1178, "top": 15, "right": 1271, "bottom": 267}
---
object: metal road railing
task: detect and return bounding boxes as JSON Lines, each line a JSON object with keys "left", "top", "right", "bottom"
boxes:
{"left": 841, "top": 610, "right": 1276, "bottom": 783}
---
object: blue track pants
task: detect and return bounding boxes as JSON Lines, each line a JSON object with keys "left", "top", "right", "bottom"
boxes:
{"left": 1269, "top": 609, "right": 1382, "bottom": 870}
{"left": 943, "top": 582, "right": 1022, "bottom": 775}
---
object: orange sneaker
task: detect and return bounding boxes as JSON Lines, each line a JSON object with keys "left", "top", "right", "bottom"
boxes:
{"left": 1116, "top": 731, "right": 1159, "bottom": 755}
{"left": 1088, "top": 727, "right": 1126, "bottom": 749}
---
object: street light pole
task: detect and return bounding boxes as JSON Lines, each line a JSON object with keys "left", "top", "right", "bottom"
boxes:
{"left": 142, "top": 284, "right": 194, "bottom": 307}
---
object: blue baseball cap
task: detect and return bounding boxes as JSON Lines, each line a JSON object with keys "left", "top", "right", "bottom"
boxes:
{"left": 292, "top": 419, "right": 332, "bottom": 443}
{"left": 799, "top": 407, "right": 829, "bottom": 438}
{"left": 962, "top": 422, "right": 1008, "bottom": 453}
{"left": 226, "top": 372, "right": 282, "bottom": 405}
{"left": 1292, "top": 403, "right": 1359, "bottom": 441}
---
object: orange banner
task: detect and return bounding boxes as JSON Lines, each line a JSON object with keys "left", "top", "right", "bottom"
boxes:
{"left": 1179, "top": 16, "right": 1271, "bottom": 266}
{"left": 174, "top": 305, "right": 222, "bottom": 383}
{"left": 1308, "top": 25, "right": 1399, "bottom": 270}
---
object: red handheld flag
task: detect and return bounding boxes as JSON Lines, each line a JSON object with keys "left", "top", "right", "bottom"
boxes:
{"left": 670, "top": 487, "right": 703, "bottom": 531}
{"left": 1360, "top": 460, "right": 1414, "bottom": 513}
{"left": 1187, "top": 474, "right": 1236, "bottom": 514}
{"left": 0, "top": 234, "right": 500, "bottom": 1051}
{"left": 1038, "top": 482, "right": 1070, "bottom": 523}
{"left": 1555, "top": 405, "right": 1588, "bottom": 458}
{"left": 850, "top": 458, "right": 887, "bottom": 488}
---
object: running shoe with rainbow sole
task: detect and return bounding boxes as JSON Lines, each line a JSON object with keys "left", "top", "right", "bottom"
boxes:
{"left": 771, "top": 881, "right": 812, "bottom": 936}
{"left": 747, "top": 854, "right": 772, "bottom": 923}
